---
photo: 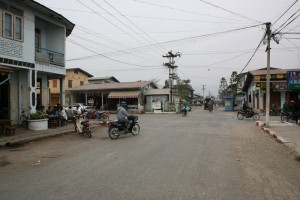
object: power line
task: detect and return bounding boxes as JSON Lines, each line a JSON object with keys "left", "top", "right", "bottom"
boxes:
{"left": 198, "top": 0, "right": 262, "bottom": 23}
{"left": 67, "top": 38, "right": 162, "bottom": 67}
{"left": 67, "top": 24, "right": 263, "bottom": 62}
{"left": 101, "top": 0, "right": 167, "bottom": 51}
{"left": 90, "top": 0, "right": 163, "bottom": 55}
{"left": 273, "top": 0, "right": 298, "bottom": 26}
{"left": 273, "top": 8, "right": 300, "bottom": 34}
{"left": 76, "top": 0, "right": 152, "bottom": 49}
{"left": 240, "top": 31, "right": 267, "bottom": 73}
{"left": 132, "top": 0, "right": 250, "bottom": 22}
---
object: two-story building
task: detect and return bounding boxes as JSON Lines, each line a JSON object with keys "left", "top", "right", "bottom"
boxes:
{"left": 0, "top": 0, "right": 74, "bottom": 124}
{"left": 49, "top": 68, "right": 93, "bottom": 106}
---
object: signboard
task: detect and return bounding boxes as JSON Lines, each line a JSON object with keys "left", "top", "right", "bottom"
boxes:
{"left": 287, "top": 71, "right": 300, "bottom": 90}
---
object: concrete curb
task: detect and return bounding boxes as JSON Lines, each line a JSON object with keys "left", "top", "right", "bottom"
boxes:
{"left": 0, "top": 130, "right": 74, "bottom": 148}
{"left": 256, "top": 120, "right": 284, "bottom": 142}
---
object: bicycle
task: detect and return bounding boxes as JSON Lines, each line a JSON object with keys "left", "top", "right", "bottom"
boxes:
{"left": 20, "top": 110, "right": 28, "bottom": 128}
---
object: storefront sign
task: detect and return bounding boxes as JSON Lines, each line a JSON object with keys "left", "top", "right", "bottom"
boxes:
{"left": 287, "top": 71, "right": 300, "bottom": 90}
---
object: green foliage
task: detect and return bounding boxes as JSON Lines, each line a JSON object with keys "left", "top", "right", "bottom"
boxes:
{"left": 30, "top": 111, "right": 47, "bottom": 120}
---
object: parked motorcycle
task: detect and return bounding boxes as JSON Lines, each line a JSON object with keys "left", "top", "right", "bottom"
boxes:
{"left": 270, "top": 105, "right": 281, "bottom": 116}
{"left": 75, "top": 115, "right": 92, "bottom": 138}
{"left": 108, "top": 115, "right": 140, "bottom": 139}
{"left": 237, "top": 109, "right": 260, "bottom": 120}
{"left": 281, "top": 111, "right": 299, "bottom": 123}
{"left": 88, "top": 110, "right": 110, "bottom": 120}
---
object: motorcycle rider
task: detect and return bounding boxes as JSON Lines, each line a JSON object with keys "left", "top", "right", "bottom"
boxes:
{"left": 242, "top": 101, "right": 251, "bottom": 117}
{"left": 117, "top": 102, "right": 132, "bottom": 132}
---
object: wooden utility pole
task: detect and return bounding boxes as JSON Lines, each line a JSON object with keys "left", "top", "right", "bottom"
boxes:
{"left": 163, "top": 51, "right": 180, "bottom": 111}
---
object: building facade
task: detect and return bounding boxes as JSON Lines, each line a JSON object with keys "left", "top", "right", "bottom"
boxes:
{"left": 0, "top": 0, "right": 74, "bottom": 124}
{"left": 49, "top": 68, "right": 93, "bottom": 106}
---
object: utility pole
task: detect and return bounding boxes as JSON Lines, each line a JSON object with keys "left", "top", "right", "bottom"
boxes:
{"left": 265, "top": 22, "right": 271, "bottom": 127}
{"left": 201, "top": 85, "right": 206, "bottom": 100}
{"left": 163, "top": 51, "right": 180, "bottom": 111}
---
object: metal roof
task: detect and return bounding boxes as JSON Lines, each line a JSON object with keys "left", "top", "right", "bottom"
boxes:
{"left": 66, "top": 81, "right": 152, "bottom": 91}
{"left": 108, "top": 91, "right": 140, "bottom": 98}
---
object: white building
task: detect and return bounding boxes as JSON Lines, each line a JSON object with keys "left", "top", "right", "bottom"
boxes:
{"left": 0, "top": 0, "right": 74, "bottom": 125}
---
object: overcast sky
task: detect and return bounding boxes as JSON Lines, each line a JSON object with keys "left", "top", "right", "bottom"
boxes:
{"left": 35, "top": 0, "right": 300, "bottom": 97}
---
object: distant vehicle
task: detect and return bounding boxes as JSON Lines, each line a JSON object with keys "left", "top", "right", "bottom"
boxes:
{"left": 204, "top": 98, "right": 212, "bottom": 110}
{"left": 71, "top": 103, "right": 86, "bottom": 112}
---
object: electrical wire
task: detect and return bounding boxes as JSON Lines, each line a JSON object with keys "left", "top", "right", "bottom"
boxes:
{"left": 240, "top": 32, "right": 267, "bottom": 73}
{"left": 273, "top": 0, "right": 298, "bottom": 26}
{"left": 198, "top": 0, "right": 262, "bottom": 23}
{"left": 68, "top": 38, "right": 162, "bottom": 67}
{"left": 273, "top": 8, "right": 300, "bottom": 34}
{"left": 132, "top": 0, "right": 250, "bottom": 22}
{"left": 90, "top": 0, "right": 163, "bottom": 55}
{"left": 101, "top": 0, "right": 167, "bottom": 51}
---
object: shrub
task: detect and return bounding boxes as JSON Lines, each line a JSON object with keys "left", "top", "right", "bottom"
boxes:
{"left": 30, "top": 111, "right": 47, "bottom": 120}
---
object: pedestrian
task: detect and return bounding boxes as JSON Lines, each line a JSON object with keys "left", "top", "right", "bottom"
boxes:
{"left": 58, "top": 106, "right": 68, "bottom": 126}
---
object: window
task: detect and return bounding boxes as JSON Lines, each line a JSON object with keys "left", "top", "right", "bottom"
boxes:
{"left": 3, "top": 11, "right": 23, "bottom": 41}
{"left": 53, "top": 80, "right": 57, "bottom": 88}
{"left": 80, "top": 81, "right": 84, "bottom": 86}
{"left": 14, "top": 16, "right": 22, "bottom": 40}
{"left": 74, "top": 70, "right": 78, "bottom": 74}
{"left": 4, "top": 12, "right": 12, "bottom": 38}
{"left": 68, "top": 80, "right": 72, "bottom": 88}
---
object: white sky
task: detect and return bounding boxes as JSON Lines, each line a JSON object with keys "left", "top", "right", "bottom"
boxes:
{"left": 35, "top": 0, "right": 300, "bottom": 96}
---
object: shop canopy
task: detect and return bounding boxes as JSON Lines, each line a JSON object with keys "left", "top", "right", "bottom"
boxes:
{"left": 108, "top": 91, "right": 140, "bottom": 99}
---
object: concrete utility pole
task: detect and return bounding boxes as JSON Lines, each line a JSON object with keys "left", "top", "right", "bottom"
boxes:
{"left": 265, "top": 22, "right": 271, "bottom": 127}
{"left": 201, "top": 85, "right": 206, "bottom": 100}
{"left": 163, "top": 51, "right": 180, "bottom": 111}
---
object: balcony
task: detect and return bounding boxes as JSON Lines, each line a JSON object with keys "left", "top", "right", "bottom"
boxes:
{"left": 35, "top": 48, "right": 64, "bottom": 67}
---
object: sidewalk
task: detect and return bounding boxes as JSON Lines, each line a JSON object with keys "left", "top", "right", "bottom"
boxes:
{"left": 0, "top": 120, "right": 105, "bottom": 148}
{"left": 256, "top": 116, "right": 300, "bottom": 156}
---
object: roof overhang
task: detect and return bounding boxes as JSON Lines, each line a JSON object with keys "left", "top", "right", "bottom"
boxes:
{"left": 108, "top": 91, "right": 140, "bottom": 99}
{"left": 0, "top": 65, "right": 14, "bottom": 73}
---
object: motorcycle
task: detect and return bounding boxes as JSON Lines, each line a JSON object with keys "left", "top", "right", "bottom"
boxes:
{"left": 270, "top": 105, "right": 281, "bottom": 116}
{"left": 281, "top": 111, "right": 299, "bottom": 123}
{"left": 181, "top": 106, "right": 187, "bottom": 116}
{"left": 86, "top": 110, "right": 110, "bottom": 120}
{"left": 74, "top": 115, "right": 92, "bottom": 138}
{"left": 208, "top": 104, "right": 213, "bottom": 112}
{"left": 108, "top": 115, "right": 140, "bottom": 139}
{"left": 237, "top": 109, "right": 260, "bottom": 120}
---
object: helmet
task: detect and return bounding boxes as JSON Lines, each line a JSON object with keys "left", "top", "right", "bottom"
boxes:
{"left": 120, "top": 101, "right": 127, "bottom": 107}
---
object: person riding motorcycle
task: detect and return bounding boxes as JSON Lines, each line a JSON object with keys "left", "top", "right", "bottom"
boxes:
{"left": 242, "top": 101, "right": 252, "bottom": 117}
{"left": 117, "top": 102, "right": 132, "bottom": 132}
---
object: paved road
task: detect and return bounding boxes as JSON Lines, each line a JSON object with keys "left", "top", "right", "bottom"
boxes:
{"left": 1, "top": 107, "right": 300, "bottom": 200}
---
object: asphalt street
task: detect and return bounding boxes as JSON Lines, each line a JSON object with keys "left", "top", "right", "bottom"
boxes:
{"left": 1, "top": 107, "right": 300, "bottom": 200}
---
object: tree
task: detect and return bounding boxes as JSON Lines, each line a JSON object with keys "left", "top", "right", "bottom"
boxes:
{"left": 218, "top": 77, "right": 228, "bottom": 99}
{"left": 176, "top": 78, "right": 191, "bottom": 100}
{"left": 229, "top": 71, "right": 238, "bottom": 96}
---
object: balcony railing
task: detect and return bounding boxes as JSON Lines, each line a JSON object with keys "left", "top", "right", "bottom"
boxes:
{"left": 35, "top": 48, "right": 64, "bottom": 67}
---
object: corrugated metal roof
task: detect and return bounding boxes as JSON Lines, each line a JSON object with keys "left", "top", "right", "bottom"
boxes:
{"left": 249, "top": 68, "right": 287, "bottom": 75}
{"left": 144, "top": 89, "right": 170, "bottom": 95}
{"left": 66, "top": 81, "right": 152, "bottom": 91}
{"left": 108, "top": 91, "right": 139, "bottom": 98}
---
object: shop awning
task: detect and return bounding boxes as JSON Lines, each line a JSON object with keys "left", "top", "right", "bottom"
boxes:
{"left": 108, "top": 91, "right": 140, "bottom": 98}
{"left": 0, "top": 66, "right": 14, "bottom": 73}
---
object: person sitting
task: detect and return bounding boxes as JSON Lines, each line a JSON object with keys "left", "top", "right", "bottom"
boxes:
{"left": 46, "top": 106, "right": 52, "bottom": 115}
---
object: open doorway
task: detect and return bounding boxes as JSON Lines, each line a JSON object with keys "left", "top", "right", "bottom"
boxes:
{"left": 0, "top": 75, "right": 9, "bottom": 119}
